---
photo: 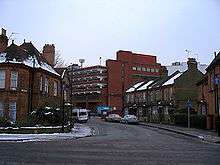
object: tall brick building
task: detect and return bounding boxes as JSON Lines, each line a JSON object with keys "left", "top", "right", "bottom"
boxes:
{"left": 0, "top": 28, "right": 61, "bottom": 123}
{"left": 106, "top": 50, "right": 167, "bottom": 113}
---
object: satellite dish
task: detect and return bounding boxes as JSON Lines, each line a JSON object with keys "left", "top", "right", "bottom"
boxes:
{"left": 79, "top": 59, "right": 85, "bottom": 68}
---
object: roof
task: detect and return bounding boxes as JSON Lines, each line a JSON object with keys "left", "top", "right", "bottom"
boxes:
{"left": 0, "top": 42, "right": 60, "bottom": 76}
{"left": 206, "top": 52, "right": 220, "bottom": 71}
{"left": 136, "top": 80, "right": 154, "bottom": 91}
{"left": 126, "top": 81, "right": 145, "bottom": 93}
{"left": 162, "top": 72, "right": 183, "bottom": 86}
{"left": 196, "top": 75, "right": 208, "bottom": 86}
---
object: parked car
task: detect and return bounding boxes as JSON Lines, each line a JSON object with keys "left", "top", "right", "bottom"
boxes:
{"left": 105, "top": 114, "right": 122, "bottom": 122}
{"left": 121, "top": 115, "right": 139, "bottom": 124}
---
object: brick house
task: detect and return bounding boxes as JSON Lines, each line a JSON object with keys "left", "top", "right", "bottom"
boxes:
{"left": 125, "top": 58, "right": 204, "bottom": 121}
{"left": 0, "top": 28, "right": 61, "bottom": 123}
{"left": 197, "top": 52, "right": 220, "bottom": 129}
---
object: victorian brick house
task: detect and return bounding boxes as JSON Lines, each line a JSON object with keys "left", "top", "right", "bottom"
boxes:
{"left": 0, "top": 28, "right": 61, "bottom": 123}
{"left": 197, "top": 52, "right": 220, "bottom": 129}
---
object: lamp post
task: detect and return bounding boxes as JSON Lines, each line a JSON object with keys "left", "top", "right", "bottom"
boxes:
{"left": 68, "top": 64, "right": 74, "bottom": 127}
{"left": 28, "top": 57, "right": 35, "bottom": 115}
{"left": 61, "top": 69, "right": 67, "bottom": 133}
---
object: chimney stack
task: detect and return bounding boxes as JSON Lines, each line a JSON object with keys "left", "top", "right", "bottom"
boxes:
{"left": 42, "top": 44, "right": 55, "bottom": 67}
{"left": 0, "top": 28, "right": 9, "bottom": 53}
{"left": 187, "top": 58, "right": 198, "bottom": 72}
{"left": 160, "top": 66, "right": 168, "bottom": 78}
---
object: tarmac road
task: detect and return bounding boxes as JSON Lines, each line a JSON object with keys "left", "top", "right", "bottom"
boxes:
{"left": 0, "top": 117, "right": 220, "bottom": 165}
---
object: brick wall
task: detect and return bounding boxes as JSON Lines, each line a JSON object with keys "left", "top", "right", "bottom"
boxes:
{"left": 0, "top": 63, "right": 61, "bottom": 123}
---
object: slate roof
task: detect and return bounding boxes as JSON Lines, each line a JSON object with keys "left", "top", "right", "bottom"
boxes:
{"left": 206, "top": 52, "right": 220, "bottom": 71}
{"left": 0, "top": 42, "right": 60, "bottom": 76}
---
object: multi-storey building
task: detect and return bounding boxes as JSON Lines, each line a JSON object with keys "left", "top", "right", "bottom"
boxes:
{"left": 106, "top": 50, "right": 167, "bottom": 114}
{"left": 0, "top": 28, "right": 61, "bottom": 123}
{"left": 71, "top": 65, "right": 107, "bottom": 111}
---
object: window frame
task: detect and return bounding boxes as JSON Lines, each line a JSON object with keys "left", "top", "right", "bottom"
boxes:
{"left": 0, "top": 70, "right": 6, "bottom": 89}
{"left": 10, "top": 71, "right": 18, "bottom": 90}
{"left": 54, "top": 81, "right": 58, "bottom": 96}
{"left": 0, "top": 101, "right": 4, "bottom": 117}
{"left": 9, "top": 101, "right": 16, "bottom": 122}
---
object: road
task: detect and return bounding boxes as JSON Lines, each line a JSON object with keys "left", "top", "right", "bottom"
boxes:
{"left": 0, "top": 117, "right": 220, "bottom": 165}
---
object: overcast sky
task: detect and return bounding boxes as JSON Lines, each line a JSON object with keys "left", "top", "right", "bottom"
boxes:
{"left": 0, "top": 0, "right": 219, "bottom": 66}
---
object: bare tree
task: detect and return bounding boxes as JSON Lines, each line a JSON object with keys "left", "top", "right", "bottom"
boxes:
{"left": 54, "top": 50, "right": 66, "bottom": 68}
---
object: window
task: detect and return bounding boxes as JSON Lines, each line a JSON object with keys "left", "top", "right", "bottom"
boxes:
{"left": 137, "top": 67, "right": 141, "bottom": 71}
{"left": 0, "top": 101, "right": 4, "bottom": 117}
{"left": 143, "top": 92, "right": 146, "bottom": 101}
{"left": 126, "top": 95, "right": 130, "bottom": 103}
{"left": 9, "top": 101, "right": 16, "bottom": 122}
{"left": 40, "top": 76, "right": 43, "bottom": 91}
{"left": 45, "top": 77, "right": 48, "bottom": 93}
{"left": 54, "top": 81, "right": 58, "bottom": 96}
{"left": 142, "top": 67, "right": 146, "bottom": 71}
{"left": 0, "top": 70, "right": 5, "bottom": 89}
{"left": 155, "top": 68, "right": 159, "bottom": 73}
{"left": 151, "top": 68, "right": 155, "bottom": 72}
{"left": 64, "top": 90, "right": 67, "bottom": 101}
{"left": 132, "top": 67, "right": 137, "bottom": 71}
{"left": 147, "top": 68, "right": 151, "bottom": 72}
{"left": 10, "top": 71, "right": 18, "bottom": 90}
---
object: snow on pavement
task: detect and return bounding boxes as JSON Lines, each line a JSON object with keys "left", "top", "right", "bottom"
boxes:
{"left": 0, "top": 124, "right": 92, "bottom": 142}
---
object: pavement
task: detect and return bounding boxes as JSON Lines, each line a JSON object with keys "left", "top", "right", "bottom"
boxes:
{"left": 0, "top": 123, "right": 92, "bottom": 142}
{"left": 140, "top": 122, "right": 220, "bottom": 143}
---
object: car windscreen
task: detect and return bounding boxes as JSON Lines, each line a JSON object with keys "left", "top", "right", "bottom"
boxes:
{"left": 72, "top": 112, "right": 77, "bottom": 116}
{"left": 79, "top": 112, "right": 87, "bottom": 116}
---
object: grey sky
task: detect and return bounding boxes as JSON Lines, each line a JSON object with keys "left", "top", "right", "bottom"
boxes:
{"left": 0, "top": 0, "right": 219, "bottom": 66}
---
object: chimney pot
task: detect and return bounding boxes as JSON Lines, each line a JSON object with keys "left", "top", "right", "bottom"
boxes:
{"left": 1, "top": 28, "right": 6, "bottom": 36}
{"left": 187, "top": 58, "right": 198, "bottom": 72}
{"left": 0, "top": 28, "right": 8, "bottom": 53}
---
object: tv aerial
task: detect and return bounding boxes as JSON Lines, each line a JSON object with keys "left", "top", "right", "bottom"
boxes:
{"left": 79, "top": 59, "right": 85, "bottom": 68}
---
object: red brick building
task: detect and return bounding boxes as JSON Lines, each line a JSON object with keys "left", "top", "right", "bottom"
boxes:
{"left": 0, "top": 28, "right": 61, "bottom": 124}
{"left": 106, "top": 50, "right": 167, "bottom": 113}
{"left": 197, "top": 52, "right": 220, "bottom": 129}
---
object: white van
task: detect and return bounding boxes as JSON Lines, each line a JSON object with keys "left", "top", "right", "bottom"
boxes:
{"left": 72, "top": 109, "right": 89, "bottom": 123}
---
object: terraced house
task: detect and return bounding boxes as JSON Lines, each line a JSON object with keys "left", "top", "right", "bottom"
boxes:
{"left": 125, "top": 58, "right": 204, "bottom": 122}
{"left": 0, "top": 28, "right": 61, "bottom": 123}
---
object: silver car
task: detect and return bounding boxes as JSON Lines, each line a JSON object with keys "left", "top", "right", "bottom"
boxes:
{"left": 105, "top": 114, "right": 122, "bottom": 122}
{"left": 121, "top": 115, "right": 139, "bottom": 124}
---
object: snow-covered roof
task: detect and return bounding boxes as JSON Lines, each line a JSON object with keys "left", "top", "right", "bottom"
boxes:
{"left": 162, "top": 72, "right": 183, "bottom": 86}
{"left": 126, "top": 81, "right": 145, "bottom": 93}
{"left": 137, "top": 80, "right": 154, "bottom": 91}
{"left": 0, "top": 43, "right": 60, "bottom": 76}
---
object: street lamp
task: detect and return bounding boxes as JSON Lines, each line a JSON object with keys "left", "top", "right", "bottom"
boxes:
{"left": 61, "top": 68, "right": 67, "bottom": 133}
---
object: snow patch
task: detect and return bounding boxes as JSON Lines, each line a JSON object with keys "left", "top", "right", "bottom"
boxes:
{"left": 0, "top": 124, "right": 92, "bottom": 142}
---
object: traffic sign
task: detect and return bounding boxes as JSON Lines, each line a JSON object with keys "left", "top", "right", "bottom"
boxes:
{"left": 186, "top": 100, "right": 192, "bottom": 109}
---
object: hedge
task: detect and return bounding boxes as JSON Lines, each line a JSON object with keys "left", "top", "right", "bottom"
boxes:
{"left": 174, "top": 114, "right": 206, "bottom": 129}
